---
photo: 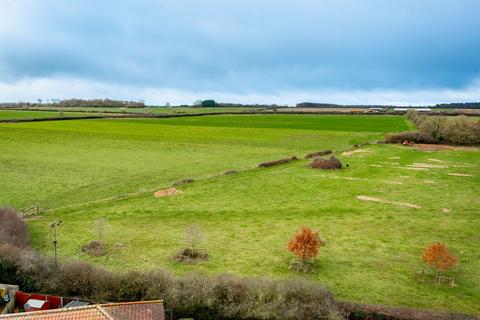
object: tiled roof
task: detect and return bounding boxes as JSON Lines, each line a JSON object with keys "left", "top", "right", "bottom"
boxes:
{"left": 0, "top": 300, "right": 164, "bottom": 320}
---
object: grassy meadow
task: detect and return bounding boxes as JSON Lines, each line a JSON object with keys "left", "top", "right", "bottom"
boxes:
{"left": 0, "top": 109, "right": 90, "bottom": 120}
{"left": 1, "top": 114, "right": 479, "bottom": 313}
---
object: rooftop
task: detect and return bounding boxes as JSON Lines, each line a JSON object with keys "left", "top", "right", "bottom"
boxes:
{"left": 0, "top": 301, "right": 164, "bottom": 320}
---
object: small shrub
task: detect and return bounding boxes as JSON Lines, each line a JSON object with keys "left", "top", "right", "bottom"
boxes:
{"left": 422, "top": 242, "right": 458, "bottom": 284}
{"left": 222, "top": 170, "right": 238, "bottom": 175}
{"left": 176, "top": 225, "right": 208, "bottom": 262}
{"left": 305, "top": 150, "right": 332, "bottom": 159}
{"left": 0, "top": 207, "right": 29, "bottom": 249}
{"left": 173, "top": 178, "right": 194, "bottom": 186}
{"left": 288, "top": 226, "right": 325, "bottom": 272}
{"left": 309, "top": 156, "right": 342, "bottom": 170}
{"left": 258, "top": 156, "right": 298, "bottom": 168}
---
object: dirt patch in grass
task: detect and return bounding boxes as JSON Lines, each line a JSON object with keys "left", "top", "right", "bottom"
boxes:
{"left": 82, "top": 240, "right": 106, "bottom": 256}
{"left": 357, "top": 195, "right": 421, "bottom": 209}
{"left": 154, "top": 187, "right": 183, "bottom": 198}
{"left": 447, "top": 173, "right": 474, "bottom": 177}
{"left": 174, "top": 248, "right": 209, "bottom": 263}
{"left": 428, "top": 158, "right": 444, "bottom": 163}
{"left": 424, "top": 180, "right": 436, "bottom": 184}
{"left": 342, "top": 148, "right": 373, "bottom": 157}
{"left": 442, "top": 208, "right": 451, "bottom": 213}
{"left": 401, "top": 167, "right": 430, "bottom": 171}
{"left": 406, "top": 163, "right": 448, "bottom": 169}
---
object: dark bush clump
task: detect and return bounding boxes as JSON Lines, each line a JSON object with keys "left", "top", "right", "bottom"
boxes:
{"left": 258, "top": 156, "right": 298, "bottom": 168}
{"left": 222, "top": 170, "right": 238, "bottom": 175}
{"left": 384, "top": 131, "right": 437, "bottom": 144}
{"left": 310, "top": 156, "right": 343, "bottom": 170}
{"left": 305, "top": 150, "right": 332, "bottom": 159}
{"left": 173, "top": 178, "right": 195, "bottom": 186}
{"left": 0, "top": 207, "right": 29, "bottom": 249}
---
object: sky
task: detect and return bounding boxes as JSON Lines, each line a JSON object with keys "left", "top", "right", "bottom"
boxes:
{"left": 1, "top": 0, "right": 480, "bottom": 106}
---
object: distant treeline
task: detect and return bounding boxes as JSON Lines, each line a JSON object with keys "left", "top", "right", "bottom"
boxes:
{"left": 434, "top": 102, "right": 480, "bottom": 109}
{"left": 0, "top": 99, "right": 145, "bottom": 108}
{"left": 296, "top": 102, "right": 480, "bottom": 109}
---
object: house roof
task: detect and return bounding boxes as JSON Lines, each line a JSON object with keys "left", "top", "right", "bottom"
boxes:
{"left": 0, "top": 300, "right": 164, "bottom": 320}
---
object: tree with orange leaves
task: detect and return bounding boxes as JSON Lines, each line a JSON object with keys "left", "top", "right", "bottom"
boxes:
{"left": 288, "top": 226, "right": 325, "bottom": 272}
{"left": 422, "top": 242, "right": 458, "bottom": 283}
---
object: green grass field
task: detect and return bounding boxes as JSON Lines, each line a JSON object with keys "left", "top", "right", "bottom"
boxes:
{"left": 0, "top": 109, "right": 91, "bottom": 120}
{"left": 1, "top": 114, "right": 478, "bottom": 314}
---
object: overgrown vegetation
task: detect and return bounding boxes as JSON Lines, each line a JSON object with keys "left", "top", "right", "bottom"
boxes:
{"left": 0, "top": 216, "right": 343, "bottom": 320}
{"left": 0, "top": 207, "right": 29, "bottom": 249}
{"left": 385, "top": 111, "right": 480, "bottom": 145}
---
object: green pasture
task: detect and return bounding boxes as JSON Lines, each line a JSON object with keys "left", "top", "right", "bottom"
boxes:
{"left": 0, "top": 109, "right": 90, "bottom": 120}
{"left": 0, "top": 114, "right": 478, "bottom": 313}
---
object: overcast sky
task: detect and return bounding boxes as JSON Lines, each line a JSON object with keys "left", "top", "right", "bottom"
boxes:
{"left": 1, "top": 0, "right": 480, "bottom": 105}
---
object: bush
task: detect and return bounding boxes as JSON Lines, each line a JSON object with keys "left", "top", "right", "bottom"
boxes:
{"left": 288, "top": 226, "right": 325, "bottom": 272}
{"left": 384, "top": 131, "right": 437, "bottom": 144}
{"left": 309, "top": 156, "right": 342, "bottom": 170}
{"left": 422, "top": 242, "right": 458, "bottom": 284}
{"left": 258, "top": 156, "right": 298, "bottom": 168}
{"left": 0, "top": 207, "right": 29, "bottom": 249}
{"left": 305, "top": 150, "right": 332, "bottom": 159}
{"left": 386, "top": 114, "right": 480, "bottom": 145}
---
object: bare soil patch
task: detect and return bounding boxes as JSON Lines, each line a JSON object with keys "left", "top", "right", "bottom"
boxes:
{"left": 82, "top": 240, "right": 106, "bottom": 257}
{"left": 357, "top": 195, "right": 421, "bottom": 209}
{"left": 342, "top": 148, "right": 373, "bottom": 157}
{"left": 174, "top": 248, "right": 208, "bottom": 263}
{"left": 402, "top": 167, "right": 430, "bottom": 171}
{"left": 428, "top": 158, "right": 444, "bottom": 163}
{"left": 447, "top": 173, "right": 474, "bottom": 177}
{"left": 154, "top": 187, "right": 183, "bottom": 198}
{"left": 406, "top": 163, "right": 448, "bottom": 169}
